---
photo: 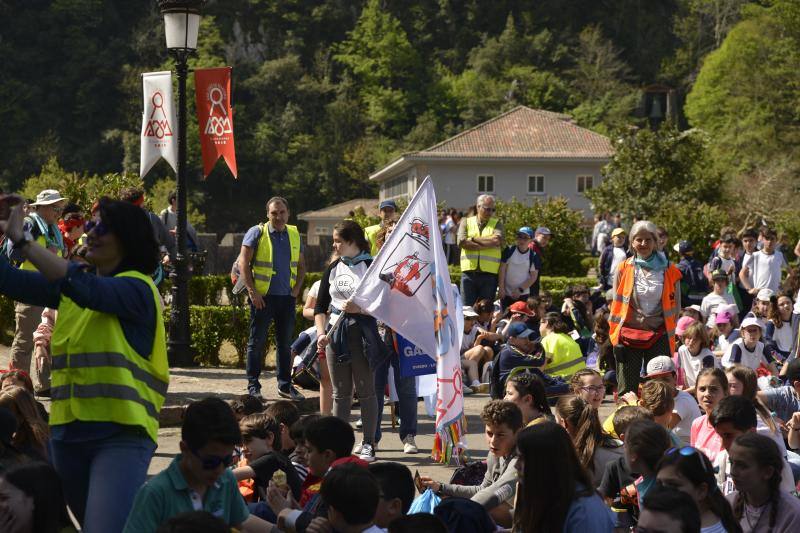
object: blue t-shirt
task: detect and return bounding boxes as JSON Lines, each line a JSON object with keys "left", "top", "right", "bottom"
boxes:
{"left": 123, "top": 455, "right": 249, "bottom": 532}
{"left": 563, "top": 488, "right": 615, "bottom": 532}
{"left": 762, "top": 386, "right": 800, "bottom": 423}
{"left": 243, "top": 224, "right": 303, "bottom": 296}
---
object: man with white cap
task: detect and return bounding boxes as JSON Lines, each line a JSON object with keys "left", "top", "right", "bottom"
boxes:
{"left": 643, "top": 355, "right": 701, "bottom": 444}
{"left": 7, "top": 189, "right": 67, "bottom": 395}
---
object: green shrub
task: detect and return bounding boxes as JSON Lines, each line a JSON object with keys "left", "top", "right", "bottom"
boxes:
{"left": 580, "top": 256, "right": 597, "bottom": 276}
{"left": 0, "top": 295, "right": 14, "bottom": 345}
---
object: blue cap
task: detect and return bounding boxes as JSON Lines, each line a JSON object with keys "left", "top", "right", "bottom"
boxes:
{"left": 508, "top": 322, "right": 536, "bottom": 340}
{"left": 517, "top": 226, "right": 534, "bottom": 239}
{"left": 379, "top": 199, "right": 397, "bottom": 211}
{"left": 535, "top": 226, "right": 551, "bottom": 236}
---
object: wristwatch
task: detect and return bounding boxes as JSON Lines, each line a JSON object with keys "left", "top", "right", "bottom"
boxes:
{"left": 12, "top": 230, "right": 33, "bottom": 251}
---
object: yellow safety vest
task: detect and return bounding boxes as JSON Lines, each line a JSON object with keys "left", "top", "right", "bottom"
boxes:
{"left": 20, "top": 234, "right": 48, "bottom": 271}
{"left": 364, "top": 224, "right": 381, "bottom": 256}
{"left": 542, "top": 332, "right": 586, "bottom": 378}
{"left": 252, "top": 224, "right": 301, "bottom": 295}
{"left": 50, "top": 270, "right": 169, "bottom": 443}
{"left": 460, "top": 216, "right": 502, "bottom": 274}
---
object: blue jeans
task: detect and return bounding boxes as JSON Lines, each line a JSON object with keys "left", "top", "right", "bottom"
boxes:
{"left": 50, "top": 433, "right": 156, "bottom": 533}
{"left": 246, "top": 294, "right": 296, "bottom": 393}
{"left": 373, "top": 351, "right": 418, "bottom": 443}
{"left": 460, "top": 271, "right": 498, "bottom": 307}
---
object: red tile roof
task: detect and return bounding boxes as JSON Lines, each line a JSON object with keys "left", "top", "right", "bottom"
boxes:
{"left": 412, "top": 106, "right": 612, "bottom": 159}
{"left": 298, "top": 198, "right": 380, "bottom": 220}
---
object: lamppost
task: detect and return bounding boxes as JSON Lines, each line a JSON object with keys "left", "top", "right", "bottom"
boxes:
{"left": 158, "top": 0, "right": 204, "bottom": 366}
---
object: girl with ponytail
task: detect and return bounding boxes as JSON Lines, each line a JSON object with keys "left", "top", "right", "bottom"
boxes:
{"left": 555, "top": 395, "right": 622, "bottom": 485}
{"left": 657, "top": 446, "right": 742, "bottom": 532}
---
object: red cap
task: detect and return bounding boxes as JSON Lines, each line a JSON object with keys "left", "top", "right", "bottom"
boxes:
{"left": 508, "top": 301, "right": 534, "bottom": 316}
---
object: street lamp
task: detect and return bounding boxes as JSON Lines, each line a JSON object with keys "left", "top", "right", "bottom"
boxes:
{"left": 158, "top": 0, "right": 205, "bottom": 366}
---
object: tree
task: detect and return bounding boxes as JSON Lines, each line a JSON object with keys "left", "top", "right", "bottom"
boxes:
{"left": 587, "top": 126, "right": 723, "bottom": 222}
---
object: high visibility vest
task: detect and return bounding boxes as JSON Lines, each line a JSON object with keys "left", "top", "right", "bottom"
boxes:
{"left": 252, "top": 224, "right": 301, "bottom": 295}
{"left": 608, "top": 258, "right": 683, "bottom": 354}
{"left": 542, "top": 332, "right": 586, "bottom": 378}
{"left": 49, "top": 270, "right": 168, "bottom": 443}
{"left": 460, "top": 216, "right": 502, "bottom": 274}
{"left": 20, "top": 234, "right": 48, "bottom": 271}
{"left": 364, "top": 224, "right": 381, "bottom": 256}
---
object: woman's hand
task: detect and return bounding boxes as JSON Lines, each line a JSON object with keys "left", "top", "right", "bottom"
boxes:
{"left": 317, "top": 333, "right": 329, "bottom": 350}
{"left": 0, "top": 198, "right": 26, "bottom": 243}
{"left": 343, "top": 299, "right": 361, "bottom": 314}
{"left": 419, "top": 476, "right": 440, "bottom": 493}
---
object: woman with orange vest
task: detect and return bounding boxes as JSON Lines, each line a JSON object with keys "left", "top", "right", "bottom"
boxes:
{"left": 608, "top": 220, "right": 682, "bottom": 395}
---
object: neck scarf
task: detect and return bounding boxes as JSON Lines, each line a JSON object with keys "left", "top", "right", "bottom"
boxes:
{"left": 341, "top": 252, "right": 371, "bottom": 266}
{"left": 28, "top": 212, "right": 65, "bottom": 252}
{"left": 634, "top": 250, "right": 668, "bottom": 271}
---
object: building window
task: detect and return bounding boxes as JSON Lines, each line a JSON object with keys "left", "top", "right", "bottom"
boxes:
{"left": 383, "top": 175, "right": 409, "bottom": 199}
{"left": 527, "top": 175, "right": 544, "bottom": 194}
{"left": 577, "top": 175, "right": 594, "bottom": 193}
{"left": 315, "top": 226, "right": 329, "bottom": 235}
{"left": 477, "top": 175, "right": 494, "bottom": 193}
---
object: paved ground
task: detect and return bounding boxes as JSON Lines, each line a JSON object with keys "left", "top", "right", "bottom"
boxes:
{"left": 0, "top": 345, "right": 616, "bottom": 482}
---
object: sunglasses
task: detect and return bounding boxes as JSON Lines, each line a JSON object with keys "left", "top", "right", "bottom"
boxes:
{"left": 190, "top": 447, "right": 234, "bottom": 470}
{"left": 84, "top": 220, "right": 110, "bottom": 237}
{"left": 665, "top": 446, "right": 709, "bottom": 474}
{"left": 480, "top": 206, "right": 495, "bottom": 212}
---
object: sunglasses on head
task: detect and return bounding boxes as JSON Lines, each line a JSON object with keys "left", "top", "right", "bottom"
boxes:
{"left": 84, "top": 220, "right": 109, "bottom": 237}
{"left": 665, "top": 446, "right": 709, "bottom": 474}
{"left": 190, "top": 447, "right": 234, "bottom": 470}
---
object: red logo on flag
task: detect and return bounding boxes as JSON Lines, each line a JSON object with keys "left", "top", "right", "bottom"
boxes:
{"left": 195, "top": 67, "right": 238, "bottom": 178}
{"left": 143, "top": 91, "right": 173, "bottom": 144}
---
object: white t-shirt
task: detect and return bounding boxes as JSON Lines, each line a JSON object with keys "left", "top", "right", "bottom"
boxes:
{"left": 722, "top": 339, "right": 770, "bottom": 370}
{"left": 610, "top": 247, "right": 627, "bottom": 279}
{"left": 634, "top": 266, "right": 665, "bottom": 317}
{"left": 502, "top": 247, "right": 536, "bottom": 295}
{"left": 308, "top": 279, "right": 320, "bottom": 299}
{"left": 742, "top": 250, "right": 786, "bottom": 293}
{"left": 701, "top": 292, "right": 735, "bottom": 324}
{"left": 771, "top": 320, "right": 794, "bottom": 353}
{"left": 677, "top": 346, "right": 719, "bottom": 388}
{"left": 461, "top": 325, "right": 478, "bottom": 354}
{"left": 672, "top": 389, "right": 702, "bottom": 444}
{"left": 326, "top": 260, "right": 369, "bottom": 312}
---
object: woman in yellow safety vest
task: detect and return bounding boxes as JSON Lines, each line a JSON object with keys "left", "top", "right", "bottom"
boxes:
{"left": 608, "top": 220, "right": 682, "bottom": 396}
{"left": 0, "top": 196, "right": 167, "bottom": 532}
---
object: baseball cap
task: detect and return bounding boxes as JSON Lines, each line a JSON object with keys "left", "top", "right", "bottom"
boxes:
{"left": 508, "top": 301, "right": 534, "bottom": 316}
{"left": 676, "top": 315, "right": 696, "bottom": 336}
{"left": 683, "top": 304, "right": 706, "bottom": 320}
{"left": 507, "top": 322, "right": 537, "bottom": 340}
{"left": 462, "top": 306, "right": 479, "bottom": 319}
{"left": 756, "top": 288, "right": 774, "bottom": 302}
{"left": 516, "top": 226, "right": 534, "bottom": 239}
{"left": 646, "top": 356, "right": 676, "bottom": 378}
{"left": 378, "top": 199, "right": 397, "bottom": 211}
{"left": 717, "top": 303, "right": 738, "bottom": 318}
{"left": 535, "top": 226, "right": 551, "bottom": 236}
{"left": 711, "top": 269, "right": 728, "bottom": 281}
{"left": 715, "top": 310, "right": 734, "bottom": 325}
{"left": 30, "top": 189, "right": 66, "bottom": 206}
{"left": 741, "top": 316, "right": 764, "bottom": 330}
{"left": 611, "top": 227, "right": 626, "bottom": 238}
{"left": 672, "top": 240, "right": 693, "bottom": 254}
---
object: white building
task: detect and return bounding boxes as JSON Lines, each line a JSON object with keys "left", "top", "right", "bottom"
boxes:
{"left": 369, "top": 106, "right": 613, "bottom": 216}
{"left": 298, "top": 198, "right": 379, "bottom": 245}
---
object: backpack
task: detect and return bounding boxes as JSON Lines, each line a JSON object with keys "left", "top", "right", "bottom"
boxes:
{"left": 230, "top": 224, "right": 264, "bottom": 294}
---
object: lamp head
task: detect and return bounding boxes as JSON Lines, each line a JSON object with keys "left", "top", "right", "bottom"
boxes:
{"left": 157, "top": 0, "right": 205, "bottom": 51}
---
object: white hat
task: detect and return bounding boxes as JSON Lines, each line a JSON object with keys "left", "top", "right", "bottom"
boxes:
{"left": 645, "top": 356, "right": 676, "bottom": 378}
{"left": 462, "top": 306, "right": 479, "bottom": 318}
{"left": 30, "top": 189, "right": 66, "bottom": 206}
{"left": 741, "top": 316, "right": 764, "bottom": 330}
{"left": 756, "top": 288, "right": 774, "bottom": 302}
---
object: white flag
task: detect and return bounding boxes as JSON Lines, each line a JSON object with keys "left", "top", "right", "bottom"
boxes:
{"left": 351, "top": 177, "right": 466, "bottom": 462}
{"left": 140, "top": 71, "right": 178, "bottom": 177}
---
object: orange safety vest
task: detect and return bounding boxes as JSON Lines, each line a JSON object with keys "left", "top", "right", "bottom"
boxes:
{"left": 608, "top": 258, "right": 682, "bottom": 354}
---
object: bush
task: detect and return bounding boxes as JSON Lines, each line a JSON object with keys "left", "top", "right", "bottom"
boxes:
{"left": 580, "top": 256, "right": 597, "bottom": 275}
{"left": 0, "top": 295, "right": 14, "bottom": 345}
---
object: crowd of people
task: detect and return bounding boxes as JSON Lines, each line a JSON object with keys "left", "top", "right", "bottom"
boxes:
{"left": 2, "top": 190, "right": 800, "bottom": 532}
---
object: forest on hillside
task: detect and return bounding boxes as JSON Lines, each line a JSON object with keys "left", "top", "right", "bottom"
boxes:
{"left": 1, "top": 0, "right": 798, "bottom": 234}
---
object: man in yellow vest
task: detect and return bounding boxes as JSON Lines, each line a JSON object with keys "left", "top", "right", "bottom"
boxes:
{"left": 8, "top": 189, "right": 66, "bottom": 396}
{"left": 458, "top": 194, "right": 504, "bottom": 306}
{"left": 364, "top": 199, "right": 397, "bottom": 256}
{"left": 238, "top": 197, "right": 306, "bottom": 401}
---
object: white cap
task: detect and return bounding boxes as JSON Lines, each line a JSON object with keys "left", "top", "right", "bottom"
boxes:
{"left": 741, "top": 316, "right": 765, "bottom": 330}
{"left": 463, "top": 306, "right": 479, "bottom": 318}
{"left": 756, "top": 288, "right": 774, "bottom": 302}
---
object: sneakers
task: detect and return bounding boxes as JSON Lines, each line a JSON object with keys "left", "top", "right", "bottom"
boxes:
{"left": 463, "top": 384, "right": 474, "bottom": 395}
{"left": 248, "top": 390, "right": 264, "bottom": 400}
{"left": 358, "top": 442, "right": 376, "bottom": 462}
{"left": 402, "top": 435, "right": 418, "bottom": 454}
{"left": 355, "top": 418, "right": 363, "bottom": 429}
{"left": 278, "top": 385, "right": 305, "bottom": 402}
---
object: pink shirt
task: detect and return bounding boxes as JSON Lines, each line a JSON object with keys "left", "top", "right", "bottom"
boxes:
{"left": 691, "top": 414, "right": 723, "bottom": 463}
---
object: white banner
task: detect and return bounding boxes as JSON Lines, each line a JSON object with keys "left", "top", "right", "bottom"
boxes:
{"left": 351, "top": 177, "right": 465, "bottom": 458}
{"left": 140, "top": 71, "right": 178, "bottom": 177}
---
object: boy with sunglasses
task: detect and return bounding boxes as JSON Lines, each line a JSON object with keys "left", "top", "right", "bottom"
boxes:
{"left": 124, "top": 397, "right": 268, "bottom": 532}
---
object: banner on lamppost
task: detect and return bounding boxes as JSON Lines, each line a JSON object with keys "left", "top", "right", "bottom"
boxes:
{"left": 194, "top": 67, "right": 238, "bottom": 178}
{"left": 140, "top": 71, "right": 178, "bottom": 177}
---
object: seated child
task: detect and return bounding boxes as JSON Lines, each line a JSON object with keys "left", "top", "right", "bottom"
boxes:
{"left": 289, "top": 414, "right": 322, "bottom": 484}
{"left": 420, "top": 400, "right": 523, "bottom": 527}
{"left": 266, "top": 400, "right": 301, "bottom": 455}
{"left": 721, "top": 316, "right": 778, "bottom": 373}
{"left": 369, "top": 462, "right": 415, "bottom": 529}
{"left": 314, "top": 463, "right": 383, "bottom": 533}
{"left": 123, "top": 398, "right": 263, "bottom": 532}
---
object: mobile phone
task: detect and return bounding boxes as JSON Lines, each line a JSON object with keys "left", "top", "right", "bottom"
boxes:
{"left": 414, "top": 470, "right": 424, "bottom": 494}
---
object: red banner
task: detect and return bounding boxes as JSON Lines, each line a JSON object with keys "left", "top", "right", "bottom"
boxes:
{"left": 194, "top": 67, "right": 238, "bottom": 178}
